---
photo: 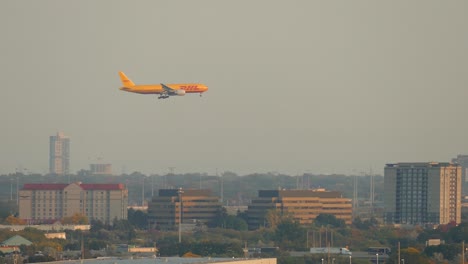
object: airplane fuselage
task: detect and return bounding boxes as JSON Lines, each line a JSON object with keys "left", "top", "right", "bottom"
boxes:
{"left": 118, "top": 72, "right": 208, "bottom": 99}
{"left": 120, "top": 84, "right": 208, "bottom": 94}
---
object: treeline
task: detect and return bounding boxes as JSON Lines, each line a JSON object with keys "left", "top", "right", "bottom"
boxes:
{"left": 2, "top": 209, "right": 468, "bottom": 263}
{"left": 0, "top": 172, "right": 386, "bottom": 207}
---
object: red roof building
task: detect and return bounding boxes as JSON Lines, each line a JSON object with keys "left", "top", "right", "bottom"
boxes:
{"left": 19, "top": 182, "right": 128, "bottom": 224}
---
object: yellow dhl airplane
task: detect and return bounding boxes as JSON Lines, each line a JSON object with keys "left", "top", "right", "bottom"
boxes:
{"left": 118, "top": 71, "right": 208, "bottom": 99}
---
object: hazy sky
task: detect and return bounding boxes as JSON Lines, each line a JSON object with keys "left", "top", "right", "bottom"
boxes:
{"left": 1, "top": 1, "right": 467, "bottom": 176}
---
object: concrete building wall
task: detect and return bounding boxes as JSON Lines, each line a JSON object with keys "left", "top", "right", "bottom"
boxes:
{"left": 64, "top": 183, "right": 83, "bottom": 218}
{"left": 19, "top": 183, "right": 128, "bottom": 224}
{"left": 108, "top": 189, "right": 129, "bottom": 221}
{"left": 18, "top": 190, "right": 33, "bottom": 220}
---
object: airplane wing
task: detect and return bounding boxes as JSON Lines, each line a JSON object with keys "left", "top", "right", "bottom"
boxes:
{"left": 161, "top": 83, "right": 176, "bottom": 92}
{"left": 159, "top": 83, "right": 185, "bottom": 99}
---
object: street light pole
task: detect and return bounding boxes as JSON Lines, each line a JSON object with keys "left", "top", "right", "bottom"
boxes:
{"left": 16, "top": 174, "right": 19, "bottom": 205}
{"left": 10, "top": 178, "right": 13, "bottom": 201}
{"left": 463, "top": 241, "right": 465, "bottom": 264}
{"left": 398, "top": 241, "right": 401, "bottom": 264}
{"left": 177, "top": 188, "right": 184, "bottom": 243}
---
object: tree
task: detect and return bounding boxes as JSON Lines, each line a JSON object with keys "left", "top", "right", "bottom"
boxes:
{"left": 237, "top": 210, "right": 249, "bottom": 223}
{"left": 5, "top": 215, "right": 26, "bottom": 225}
{"left": 157, "top": 237, "right": 180, "bottom": 256}
{"left": 207, "top": 208, "right": 228, "bottom": 228}
{"left": 223, "top": 215, "right": 248, "bottom": 231}
{"left": 274, "top": 219, "right": 305, "bottom": 250}
{"left": 353, "top": 216, "right": 378, "bottom": 230}
{"left": 0, "top": 201, "right": 16, "bottom": 222}
{"left": 387, "top": 247, "right": 431, "bottom": 264}
{"left": 444, "top": 222, "right": 468, "bottom": 243}
{"left": 425, "top": 244, "right": 460, "bottom": 261}
{"left": 61, "top": 213, "right": 89, "bottom": 224}
{"left": 89, "top": 219, "right": 107, "bottom": 233}
{"left": 127, "top": 208, "right": 149, "bottom": 229}
{"left": 88, "top": 239, "right": 107, "bottom": 250}
{"left": 112, "top": 219, "right": 136, "bottom": 240}
{"left": 314, "top": 214, "right": 345, "bottom": 228}
{"left": 207, "top": 208, "right": 247, "bottom": 231}
{"left": 265, "top": 209, "right": 293, "bottom": 229}
{"left": 28, "top": 255, "right": 55, "bottom": 263}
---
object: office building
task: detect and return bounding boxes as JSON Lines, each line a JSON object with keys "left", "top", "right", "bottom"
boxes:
{"left": 90, "top": 163, "right": 112, "bottom": 175}
{"left": 384, "top": 162, "right": 461, "bottom": 225}
{"left": 18, "top": 182, "right": 128, "bottom": 224}
{"left": 49, "top": 132, "right": 70, "bottom": 175}
{"left": 246, "top": 189, "right": 352, "bottom": 230}
{"left": 147, "top": 189, "right": 222, "bottom": 230}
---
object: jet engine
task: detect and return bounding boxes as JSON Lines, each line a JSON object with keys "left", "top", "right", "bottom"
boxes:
{"left": 174, "top": 89, "right": 186, "bottom": 96}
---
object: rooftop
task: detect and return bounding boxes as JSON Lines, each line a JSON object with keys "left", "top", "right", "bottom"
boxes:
{"left": 22, "top": 183, "right": 125, "bottom": 191}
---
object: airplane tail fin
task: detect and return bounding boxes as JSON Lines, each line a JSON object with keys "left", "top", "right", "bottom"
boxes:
{"left": 118, "top": 72, "right": 135, "bottom": 87}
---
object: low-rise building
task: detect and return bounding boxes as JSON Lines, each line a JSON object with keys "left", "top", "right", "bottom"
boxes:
{"left": 246, "top": 189, "right": 352, "bottom": 230}
{"left": 44, "top": 233, "right": 66, "bottom": 239}
{"left": 148, "top": 189, "right": 221, "bottom": 230}
{"left": 90, "top": 163, "right": 112, "bottom": 175}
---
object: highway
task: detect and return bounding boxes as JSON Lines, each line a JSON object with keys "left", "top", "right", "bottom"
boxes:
{"left": 290, "top": 251, "right": 390, "bottom": 261}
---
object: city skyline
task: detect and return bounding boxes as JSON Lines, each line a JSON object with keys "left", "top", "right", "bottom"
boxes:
{"left": 1, "top": 1, "right": 468, "bottom": 176}
{"left": 3, "top": 131, "right": 467, "bottom": 176}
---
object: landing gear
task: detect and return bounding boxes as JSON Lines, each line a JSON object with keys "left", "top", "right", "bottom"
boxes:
{"left": 158, "top": 93, "right": 169, "bottom": 99}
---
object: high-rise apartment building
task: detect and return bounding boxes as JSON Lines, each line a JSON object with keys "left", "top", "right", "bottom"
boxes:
{"left": 246, "top": 189, "right": 353, "bottom": 230}
{"left": 49, "top": 132, "right": 70, "bottom": 175}
{"left": 19, "top": 182, "right": 128, "bottom": 224}
{"left": 384, "top": 162, "right": 461, "bottom": 225}
{"left": 452, "top": 155, "right": 468, "bottom": 182}
{"left": 147, "top": 189, "right": 222, "bottom": 230}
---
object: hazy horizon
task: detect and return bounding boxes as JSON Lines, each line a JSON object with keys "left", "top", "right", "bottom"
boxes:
{"left": 1, "top": 1, "right": 467, "bottom": 176}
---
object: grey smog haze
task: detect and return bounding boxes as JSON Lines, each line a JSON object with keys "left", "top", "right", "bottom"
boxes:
{"left": 1, "top": 1, "right": 467, "bottom": 176}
